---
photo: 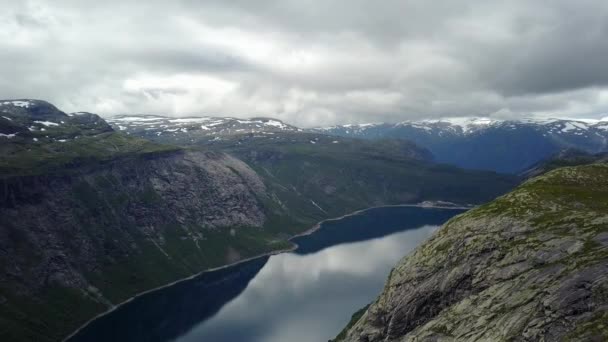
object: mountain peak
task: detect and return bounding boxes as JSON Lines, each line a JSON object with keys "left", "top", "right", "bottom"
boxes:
{"left": 106, "top": 114, "right": 301, "bottom": 143}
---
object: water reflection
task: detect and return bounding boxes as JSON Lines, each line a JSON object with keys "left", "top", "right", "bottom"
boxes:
{"left": 177, "top": 224, "right": 439, "bottom": 342}
{"left": 69, "top": 207, "right": 463, "bottom": 342}
{"left": 292, "top": 206, "right": 459, "bottom": 255}
{"left": 69, "top": 257, "right": 267, "bottom": 342}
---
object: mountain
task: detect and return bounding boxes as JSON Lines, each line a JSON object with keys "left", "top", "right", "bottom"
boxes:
{"left": 204, "top": 132, "right": 518, "bottom": 210}
{"left": 0, "top": 100, "right": 518, "bottom": 341}
{"left": 334, "top": 162, "right": 608, "bottom": 341}
{"left": 106, "top": 114, "right": 300, "bottom": 144}
{"left": 0, "top": 100, "right": 178, "bottom": 177}
{"left": 313, "top": 117, "right": 608, "bottom": 173}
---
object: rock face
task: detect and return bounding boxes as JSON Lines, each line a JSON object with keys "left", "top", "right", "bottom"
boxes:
{"left": 1, "top": 149, "right": 267, "bottom": 291}
{"left": 337, "top": 163, "right": 608, "bottom": 341}
{"left": 0, "top": 149, "right": 277, "bottom": 341}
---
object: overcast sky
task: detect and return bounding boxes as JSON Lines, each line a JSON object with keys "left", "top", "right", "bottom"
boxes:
{"left": 1, "top": 0, "right": 608, "bottom": 126}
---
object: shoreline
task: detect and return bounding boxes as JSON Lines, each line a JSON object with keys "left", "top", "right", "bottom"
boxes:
{"left": 63, "top": 202, "right": 469, "bottom": 341}
{"left": 290, "top": 202, "right": 472, "bottom": 240}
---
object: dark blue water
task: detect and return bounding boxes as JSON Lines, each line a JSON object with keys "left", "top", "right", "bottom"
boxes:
{"left": 69, "top": 206, "right": 463, "bottom": 342}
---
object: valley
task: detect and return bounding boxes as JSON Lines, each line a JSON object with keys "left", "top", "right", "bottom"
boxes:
{"left": 2, "top": 99, "right": 607, "bottom": 341}
{"left": 0, "top": 100, "right": 516, "bottom": 341}
{"left": 3, "top": 3, "right": 608, "bottom": 341}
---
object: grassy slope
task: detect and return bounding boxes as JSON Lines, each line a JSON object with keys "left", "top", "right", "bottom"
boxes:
{"left": 0, "top": 131, "right": 179, "bottom": 177}
{"left": 216, "top": 133, "right": 518, "bottom": 226}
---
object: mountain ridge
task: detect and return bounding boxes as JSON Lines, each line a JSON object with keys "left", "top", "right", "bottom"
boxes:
{"left": 105, "top": 112, "right": 608, "bottom": 173}
{"left": 313, "top": 118, "right": 608, "bottom": 173}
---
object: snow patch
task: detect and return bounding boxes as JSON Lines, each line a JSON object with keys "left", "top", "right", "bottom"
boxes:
{"left": 169, "top": 117, "right": 212, "bottom": 123}
{"left": 34, "top": 120, "right": 59, "bottom": 127}
{"left": 112, "top": 116, "right": 162, "bottom": 122}
{"left": 561, "top": 123, "right": 578, "bottom": 133}
{"left": 264, "top": 120, "right": 288, "bottom": 129}
{"left": 1, "top": 100, "right": 32, "bottom": 108}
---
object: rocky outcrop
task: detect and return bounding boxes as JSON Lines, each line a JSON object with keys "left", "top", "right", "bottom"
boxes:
{"left": 337, "top": 163, "right": 608, "bottom": 341}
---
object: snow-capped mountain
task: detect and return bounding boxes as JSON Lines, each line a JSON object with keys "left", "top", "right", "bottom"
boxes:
{"left": 313, "top": 117, "right": 608, "bottom": 173}
{"left": 106, "top": 114, "right": 300, "bottom": 144}
{"left": 315, "top": 117, "right": 608, "bottom": 137}
{"left": 0, "top": 99, "right": 112, "bottom": 144}
{"left": 105, "top": 113, "right": 608, "bottom": 173}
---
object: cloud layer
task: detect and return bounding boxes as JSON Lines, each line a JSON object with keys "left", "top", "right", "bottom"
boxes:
{"left": 1, "top": 0, "right": 608, "bottom": 126}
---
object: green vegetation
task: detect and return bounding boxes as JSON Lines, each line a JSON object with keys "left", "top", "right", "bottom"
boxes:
{"left": 216, "top": 133, "right": 519, "bottom": 212}
{"left": 446, "top": 164, "right": 608, "bottom": 272}
{"left": 474, "top": 163, "right": 608, "bottom": 222}
{"left": 0, "top": 285, "right": 106, "bottom": 342}
{"left": 0, "top": 132, "right": 179, "bottom": 177}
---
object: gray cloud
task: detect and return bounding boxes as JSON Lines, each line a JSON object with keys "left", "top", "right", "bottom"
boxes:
{"left": 1, "top": 0, "right": 608, "bottom": 126}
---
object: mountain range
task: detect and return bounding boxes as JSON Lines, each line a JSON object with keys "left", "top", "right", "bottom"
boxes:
{"left": 313, "top": 117, "right": 608, "bottom": 173}
{"left": 0, "top": 100, "right": 517, "bottom": 341}
{"left": 3, "top": 99, "right": 608, "bottom": 341}
{"left": 107, "top": 114, "right": 608, "bottom": 173}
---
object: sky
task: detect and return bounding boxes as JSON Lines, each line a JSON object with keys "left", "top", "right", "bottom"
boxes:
{"left": 1, "top": 0, "right": 608, "bottom": 127}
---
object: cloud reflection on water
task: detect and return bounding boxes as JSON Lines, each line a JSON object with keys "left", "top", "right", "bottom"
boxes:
{"left": 177, "top": 225, "right": 439, "bottom": 342}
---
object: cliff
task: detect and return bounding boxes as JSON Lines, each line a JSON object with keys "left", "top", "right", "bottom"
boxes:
{"left": 336, "top": 163, "right": 608, "bottom": 341}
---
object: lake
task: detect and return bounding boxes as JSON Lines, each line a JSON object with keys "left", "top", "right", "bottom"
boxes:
{"left": 68, "top": 206, "right": 464, "bottom": 342}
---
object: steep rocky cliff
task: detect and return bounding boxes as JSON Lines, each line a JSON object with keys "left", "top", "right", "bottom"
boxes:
{"left": 0, "top": 100, "right": 289, "bottom": 341}
{"left": 336, "top": 163, "right": 608, "bottom": 341}
{"left": 0, "top": 149, "right": 287, "bottom": 342}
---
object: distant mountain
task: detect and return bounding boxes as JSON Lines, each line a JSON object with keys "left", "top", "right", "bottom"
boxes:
{"left": 335, "top": 161, "right": 608, "bottom": 342}
{"left": 203, "top": 132, "right": 517, "bottom": 210}
{"left": 110, "top": 114, "right": 608, "bottom": 174}
{"left": 0, "top": 100, "right": 176, "bottom": 177}
{"left": 313, "top": 117, "right": 608, "bottom": 173}
{"left": 107, "top": 114, "right": 300, "bottom": 144}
